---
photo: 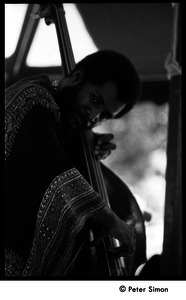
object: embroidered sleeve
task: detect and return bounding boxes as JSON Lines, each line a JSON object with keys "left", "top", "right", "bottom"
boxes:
{"left": 22, "top": 168, "right": 105, "bottom": 276}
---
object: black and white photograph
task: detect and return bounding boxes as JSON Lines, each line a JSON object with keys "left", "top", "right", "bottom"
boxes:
{"left": 3, "top": 3, "right": 182, "bottom": 299}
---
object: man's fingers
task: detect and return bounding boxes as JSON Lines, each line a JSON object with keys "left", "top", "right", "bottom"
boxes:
{"left": 95, "top": 150, "right": 111, "bottom": 160}
{"left": 96, "top": 134, "right": 114, "bottom": 144}
{"left": 94, "top": 132, "right": 114, "bottom": 142}
{"left": 108, "top": 243, "right": 135, "bottom": 258}
{"left": 94, "top": 142, "right": 116, "bottom": 160}
{"left": 95, "top": 143, "right": 116, "bottom": 151}
{"left": 94, "top": 133, "right": 116, "bottom": 160}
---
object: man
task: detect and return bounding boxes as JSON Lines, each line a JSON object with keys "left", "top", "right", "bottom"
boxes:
{"left": 5, "top": 50, "right": 142, "bottom": 277}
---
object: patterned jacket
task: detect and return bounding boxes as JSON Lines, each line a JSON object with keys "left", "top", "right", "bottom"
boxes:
{"left": 5, "top": 75, "right": 105, "bottom": 277}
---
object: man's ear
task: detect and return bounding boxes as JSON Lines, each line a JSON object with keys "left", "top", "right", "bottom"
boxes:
{"left": 69, "top": 70, "right": 83, "bottom": 86}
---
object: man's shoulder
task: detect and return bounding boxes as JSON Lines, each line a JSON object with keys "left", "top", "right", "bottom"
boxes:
{"left": 5, "top": 73, "right": 57, "bottom": 107}
{"left": 5, "top": 74, "right": 61, "bottom": 160}
{"left": 6, "top": 74, "right": 51, "bottom": 93}
{"left": 5, "top": 73, "right": 61, "bottom": 126}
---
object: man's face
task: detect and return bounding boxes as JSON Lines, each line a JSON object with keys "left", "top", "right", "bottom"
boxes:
{"left": 62, "top": 80, "right": 126, "bottom": 129}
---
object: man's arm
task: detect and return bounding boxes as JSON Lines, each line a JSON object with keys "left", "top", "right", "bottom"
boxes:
{"left": 91, "top": 205, "right": 136, "bottom": 257}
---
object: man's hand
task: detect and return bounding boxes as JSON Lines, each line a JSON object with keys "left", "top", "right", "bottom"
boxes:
{"left": 93, "top": 132, "right": 116, "bottom": 160}
{"left": 91, "top": 206, "right": 136, "bottom": 258}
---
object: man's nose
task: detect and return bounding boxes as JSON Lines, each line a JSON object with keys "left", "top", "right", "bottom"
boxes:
{"left": 84, "top": 109, "right": 102, "bottom": 127}
{"left": 89, "top": 110, "right": 104, "bottom": 127}
{"left": 89, "top": 108, "right": 102, "bottom": 122}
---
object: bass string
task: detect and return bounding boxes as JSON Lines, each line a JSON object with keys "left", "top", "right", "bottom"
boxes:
{"left": 52, "top": 3, "right": 126, "bottom": 276}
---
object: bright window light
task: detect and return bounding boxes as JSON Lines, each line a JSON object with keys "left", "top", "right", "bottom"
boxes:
{"left": 26, "top": 3, "right": 98, "bottom": 67}
{"left": 5, "top": 4, "right": 28, "bottom": 58}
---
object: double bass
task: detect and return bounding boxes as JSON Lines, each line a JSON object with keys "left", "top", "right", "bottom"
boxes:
{"left": 37, "top": 3, "right": 146, "bottom": 276}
